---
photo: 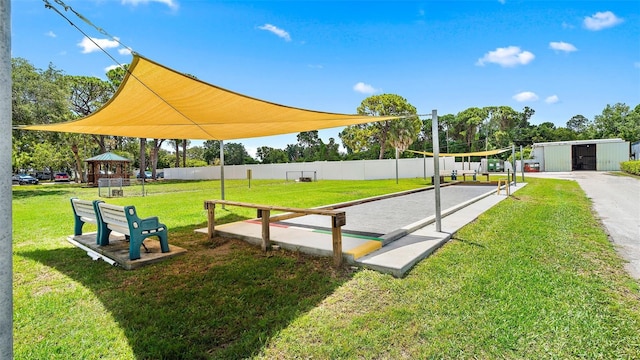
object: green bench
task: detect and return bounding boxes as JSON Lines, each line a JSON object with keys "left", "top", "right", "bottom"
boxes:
{"left": 95, "top": 202, "right": 170, "bottom": 260}
{"left": 70, "top": 198, "right": 101, "bottom": 236}
{"left": 70, "top": 198, "right": 170, "bottom": 260}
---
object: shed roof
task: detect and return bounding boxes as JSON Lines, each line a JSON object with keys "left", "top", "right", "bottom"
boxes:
{"left": 85, "top": 152, "right": 131, "bottom": 162}
{"left": 532, "top": 138, "right": 627, "bottom": 147}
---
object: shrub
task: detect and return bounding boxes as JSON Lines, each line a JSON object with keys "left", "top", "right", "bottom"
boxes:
{"left": 620, "top": 160, "right": 640, "bottom": 175}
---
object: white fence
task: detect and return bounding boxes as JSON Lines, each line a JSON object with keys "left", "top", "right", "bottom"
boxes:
{"left": 163, "top": 157, "right": 484, "bottom": 181}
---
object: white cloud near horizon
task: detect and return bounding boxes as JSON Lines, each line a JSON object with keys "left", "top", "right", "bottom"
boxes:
{"left": 513, "top": 91, "right": 539, "bottom": 102}
{"left": 353, "top": 82, "right": 379, "bottom": 94}
{"left": 584, "top": 11, "right": 623, "bottom": 31}
{"left": 476, "top": 46, "right": 534, "bottom": 67}
{"left": 121, "top": 0, "right": 178, "bottom": 10}
{"left": 78, "top": 37, "right": 121, "bottom": 54}
{"left": 545, "top": 95, "right": 559, "bottom": 104}
{"left": 549, "top": 41, "right": 577, "bottom": 53}
{"left": 258, "top": 24, "right": 291, "bottom": 42}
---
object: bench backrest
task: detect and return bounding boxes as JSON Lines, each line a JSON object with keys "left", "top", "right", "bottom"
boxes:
{"left": 71, "top": 198, "right": 98, "bottom": 220}
{"left": 96, "top": 203, "right": 130, "bottom": 229}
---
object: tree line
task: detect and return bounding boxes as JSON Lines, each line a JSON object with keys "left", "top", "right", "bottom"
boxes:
{"left": 12, "top": 57, "right": 639, "bottom": 180}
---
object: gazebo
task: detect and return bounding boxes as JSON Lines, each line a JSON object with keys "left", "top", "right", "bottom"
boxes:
{"left": 85, "top": 152, "right": 131, "bottom": 187}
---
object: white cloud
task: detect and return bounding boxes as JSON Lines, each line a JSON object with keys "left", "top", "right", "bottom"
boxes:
{"left": 104, "top": 64, "right": 122, "bottom": 73}
{"left": 78, "top": 37, "right": 121, "bottom": 54}
{"left": 513, "top": 91, "right": 539, "bottom": 102}
{"left": 562, "top": 22, "right": 574, "bottom": 29}
{"left": 476, "top": 46, "right": 535, "bottom": 67}
{"left": 258, "top": 24, "right": 291, "bottom": 42}
{"left": 119, "top": 48, "right": 132, "bottom": 56}
{"left": 45, "top": 31, "right": 56, "bottom": 38}
{"left": 545, "top": 95, "right": 559, "bottom": 104}
{"left": 121, "top": 0, "right": 178, "bottom": 10}
{"left": 549, "top": 41, "right": 577, "bottom": 53}
{"left": 353, "top": 82, "right": 378, "bottom": 94}
{"left": 583, "top": 11, "right": 623, "bottom": 31}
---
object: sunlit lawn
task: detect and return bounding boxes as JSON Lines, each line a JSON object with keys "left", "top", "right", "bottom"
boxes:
{"left": 12, "top": 177, "right": 640, "bottom": 359}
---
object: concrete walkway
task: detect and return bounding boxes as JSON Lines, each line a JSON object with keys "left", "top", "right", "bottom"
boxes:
{"left": 526, "top": 171, "right": 640, "bottom": 279}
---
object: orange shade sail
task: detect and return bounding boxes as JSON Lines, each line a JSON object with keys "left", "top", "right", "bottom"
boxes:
{"left": 20, "top": 55, "right": 399, "bottom": 140}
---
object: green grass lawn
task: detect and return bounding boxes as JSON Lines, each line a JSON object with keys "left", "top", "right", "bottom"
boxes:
{"left": 12, "top": 177, "right": 640, "bottom": 359}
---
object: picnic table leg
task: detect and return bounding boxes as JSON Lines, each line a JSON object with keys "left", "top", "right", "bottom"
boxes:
{"left": 332, "top": 222, "right": 343, "bottom": 267}
{"left": 261, "top": 209, "right": 271, "bottom": 251}
{"left": 207, "top": 203, "right": 215, "bottom": 240}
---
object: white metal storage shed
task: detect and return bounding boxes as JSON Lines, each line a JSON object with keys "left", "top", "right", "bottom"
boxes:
{"left": 531, "top": 139, "right": 630, "bottom": 172}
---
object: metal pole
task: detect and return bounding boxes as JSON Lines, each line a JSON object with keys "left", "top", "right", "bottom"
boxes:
{"left": 220, "top": 140, "right": 225, "bottom": 209}
{"left": 512, "top": 144, "right": 516, "bottom": 186}
{"left": 395, "top": 147, "right": 399, "bottom": 184}
{"left": 432, "top": 109, "right": 442, "bottom": 232}
{"left": 0, "top": 1, "right": 13, "bottom": 357}
{"left": 423, "top": 153, "right": 426, "bottom": 180}
{"left": 520, "top": 145, "right": 524, "bottom": 182}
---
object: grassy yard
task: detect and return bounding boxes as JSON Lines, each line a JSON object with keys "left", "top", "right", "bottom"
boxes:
{"left": 12, "top": 177, "right": 640, "bottom": 359}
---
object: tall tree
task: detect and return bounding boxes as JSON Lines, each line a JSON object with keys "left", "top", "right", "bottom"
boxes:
{"left": 139, "top": 138, "right": 147, "bottom": 179}
{"left": 340, "top": 94, "right": 419, "bottom": 159}
{"left": 203, "top": 140, "right": 220, "bottom": 165}
{"left": 453, "top": 107, "right": 488, "bottom": 151}
{"left": 67, "top": 75, "right": 114, "bottom": 153}
{"left": 566, "top": 114, "right": 590, "bottom": 134}
{"left": 593, "top": 103, "right": 640, "bottom": 142}
{"left": 11, "top": 58, "right": 73, "bottom": 173}
{"left": 182, "top": 139, "right": 189, "bottom": 167}
{"left": 149, "top": 138, "right": 165, "bottom": 178}
{"left": 224, "top": 142, "right": 253, "bottom": 165}
{"left": 256, "top": 146, "right": 288, "bottom": 164}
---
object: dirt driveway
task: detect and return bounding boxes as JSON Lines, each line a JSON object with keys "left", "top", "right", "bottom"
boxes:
{"left": 526, "top": 171, "right": 640, "bottom": 279}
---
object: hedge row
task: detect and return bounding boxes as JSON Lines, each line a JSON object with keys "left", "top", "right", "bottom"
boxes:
{"left": 620, "top": 160, "right": 640, "bottom": 175}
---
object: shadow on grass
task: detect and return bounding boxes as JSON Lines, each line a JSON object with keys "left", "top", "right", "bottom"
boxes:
{"left": 11, "top": 187, "right": 74, "bottom": 199}
{"left": 451, "top": 236, "right": 486, "bottom": 248}
{"left": 19, "top": 223, "right": 355, "bottom": 359}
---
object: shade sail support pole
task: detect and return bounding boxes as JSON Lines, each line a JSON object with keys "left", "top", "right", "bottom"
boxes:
{"left": 512, "top": 144, "right": 516, "bottom": 186}
{"left": 520, "top": 145, "right": 524, "bottom": 182}
{"left": 0, "top": 0, "right": 13, "bottom": 357}
{"left": 432, "top": 109, "right": 441, "bottom": 232}
{"left": 220, "top": 140, "right": 225, "bottom": 209}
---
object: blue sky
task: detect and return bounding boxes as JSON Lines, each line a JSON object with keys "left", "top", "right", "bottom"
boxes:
{"left": 11, "top": 0, "right": 640, "bottom": 156}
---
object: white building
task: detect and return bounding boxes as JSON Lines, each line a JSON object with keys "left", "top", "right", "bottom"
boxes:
{"left": 531, "top": 138, "right": 630, "bottom": 172}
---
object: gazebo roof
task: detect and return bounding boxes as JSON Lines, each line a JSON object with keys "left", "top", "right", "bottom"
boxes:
{"left": 85, "top": 152, "right": 131, "bottom": 162}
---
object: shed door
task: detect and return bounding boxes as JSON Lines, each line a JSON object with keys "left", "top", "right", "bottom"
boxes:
{"left": 572, "top": 144, "right": 596, "bottom": 170}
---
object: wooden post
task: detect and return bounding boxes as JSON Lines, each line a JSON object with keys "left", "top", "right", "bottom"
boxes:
{"left": 332, "top": 212, "right": 345, "bottom": 267}
{"left": 207, "top": 202, "right": 215, "bottom": 240}
{"left": 261, "top": 209, "right": 270, "bottom": 251}
{"left": 332, "top": 223, "right": 342, "bottom": 267}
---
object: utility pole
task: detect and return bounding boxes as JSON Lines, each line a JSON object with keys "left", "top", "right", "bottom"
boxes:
{"left": 0, "top": 0, "right": 13, "bottom": 357}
